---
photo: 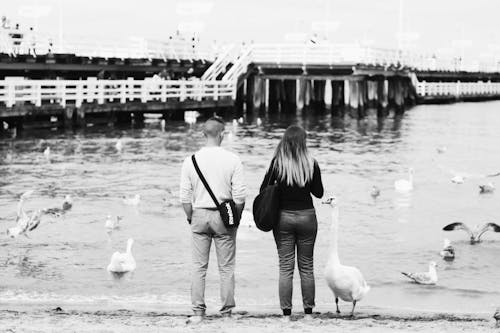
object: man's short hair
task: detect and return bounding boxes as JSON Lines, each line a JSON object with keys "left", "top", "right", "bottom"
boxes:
{"left": 203, "top": 116, "right": 225, "bottom": 138}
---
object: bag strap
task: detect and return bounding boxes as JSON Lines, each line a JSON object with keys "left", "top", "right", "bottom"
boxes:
{"left": 191, "top": 155, "right": 220, "bottom": 208}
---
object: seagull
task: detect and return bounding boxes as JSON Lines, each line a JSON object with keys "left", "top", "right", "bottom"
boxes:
{"left": 494, "top": 308, "right": 500, "bottom": 327}
{"left": 256, "top": 118, "right": 262, "bottom": 126}
{"left": 107, "top": 238, "right": 136, "bottom": 274}
{"left": 115, "top": 139, "right": 123, "bottom": 153}
{"left": 232, "top": 119, "right": 238, "bottom": 127}
{"left": 43, "top": 147, "right": 51, "bottom": 162}
{"left": 402, "top": 261, "right": 438, "bottom": 285}
{"left": 442, "top": 222, "right": 500, "bottom": 244}
{"left": 439, "top": 239, "right": 455, "bottom": 261}
{"left": 394, "top": 168, "right": 414, "bottom": 193}
{"left": 42, "top": 195, "right": 73, "bottom": 217}
{"left": 370, "top": 186, "right": 380, "bottom": 199}
{"left": 105, "top": 215, "right": 122, "bottom": 231}
{"left": 451, "top": 175, "right": 465, "bottom": 184}
{"left": 123, "top": 194, "right": 141, "bottom": 206}
{"left": 436, "top": 146, "right": 447, "bottom": 154}
{"left": 479, "top": 182, "right": 495, "bottom": 194}
{"left": 237, "top": 117, "right": 244, "bottom": 124}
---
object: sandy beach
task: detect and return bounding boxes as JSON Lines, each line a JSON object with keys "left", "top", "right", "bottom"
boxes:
{"left": 1, "top": 308, "right": 497, "bottom": 333}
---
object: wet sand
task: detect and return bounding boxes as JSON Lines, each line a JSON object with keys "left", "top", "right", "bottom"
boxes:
{"left": 1, "top": 309, "right": 497, "bottom": 333}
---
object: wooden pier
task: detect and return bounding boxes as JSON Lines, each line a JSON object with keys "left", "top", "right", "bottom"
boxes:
{"left": 1, "top": 42, "right": 500, "bottom": 131}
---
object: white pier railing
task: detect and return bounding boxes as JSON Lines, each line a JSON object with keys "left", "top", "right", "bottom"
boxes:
{"left": 204, "top": 43, "right": 500, "bottom": 74}
{"left": 416, "top": 80, "right": 500, "bottom": 98}
{"left": 0, "top": 78, "right": 234, "bottom": 108}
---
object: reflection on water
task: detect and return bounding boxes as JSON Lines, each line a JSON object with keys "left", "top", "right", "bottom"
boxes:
{"left": 1, "top": 103, "right": 500, "bottom": 314}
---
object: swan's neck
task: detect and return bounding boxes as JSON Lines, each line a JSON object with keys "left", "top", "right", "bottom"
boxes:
{"left": 329, "top": 207, "right": 340, "bottom": 265}
{"left": 126, "top": 241, "right": 133, "bottom": 254}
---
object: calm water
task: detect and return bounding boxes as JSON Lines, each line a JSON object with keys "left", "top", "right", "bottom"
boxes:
{"left": 0, "top": 102, "right": 499, "bottom": 315}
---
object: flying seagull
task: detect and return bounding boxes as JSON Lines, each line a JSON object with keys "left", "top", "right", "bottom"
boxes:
{"left": 443, "top": 222, "right": 500, "bottom": 244}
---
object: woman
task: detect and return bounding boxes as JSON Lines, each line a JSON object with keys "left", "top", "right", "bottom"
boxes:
{"left": 260, "top": 125, "right": 324, "bottom": 320}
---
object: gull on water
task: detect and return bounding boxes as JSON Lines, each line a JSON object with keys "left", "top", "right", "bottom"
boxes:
{"left": 43, "top": 147, "right": 51, "bottom": 162}
{"left": 123, "top": 194, "right": 141, "bottom": 206}
{"left": 107, "top": 238, "right": 136, "bottom": 274}
{"left": 439, "top": 238, "right": 455, "bottom": 261}
{"left": 115, "top": 139, "right": 123, "bottom": 153}
{"left": 43, "top": 195, "right": 73, "bottom": 217}
{"left": 105, "top": 215, "right": 122, "bottom": 231}
{"left": 402, "top": 261, "right": 438, "bottom": 285}
{"left": 323, "top": 196, "right": 370, "bottom": 316}
{"left": 436, "top": 146, "right": 447, "bottom": 154}
{"left": 394, "top": 168, "right": 414, "bottom": 193}
{"left": 442, "top": 222, "right": 500, "bottom": 244}
{"left": 370, "top": 186, "right": 380, "bottom": 199}
{"left": 479, "top": 182, "right": 495, "bottom": 194}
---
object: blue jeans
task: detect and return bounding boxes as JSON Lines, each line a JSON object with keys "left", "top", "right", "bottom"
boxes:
{"left": 190, "top": 209, "right": 237, "bottom": 316}
{"left": 273, "top": 208, "right": 318, "bottom": 312}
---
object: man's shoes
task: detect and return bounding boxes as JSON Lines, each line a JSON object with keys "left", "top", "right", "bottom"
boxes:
{"left": 186, "top": 315, "right": 204, "bottom": 325}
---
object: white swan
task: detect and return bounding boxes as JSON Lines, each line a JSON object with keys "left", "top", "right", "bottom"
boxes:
{"left": 107, "top": 238, "right": 136, "bottom": 273}
{"left": 123, "top": 194, "right": 141, "bottom": 206}
{"left": 402, "top": 261, "right": 438, "bottom": 285}
{"left": 394, "top": 168, "right": 414, "bottom": 192}
{"left": 443, "top": 222, "right": 500, "bottom": 244}
{"left": 323, "top": 196, "right": 370, "bottom": 316}
{"left": 479, "top": 182, "right": 495, "bottom": 194}
{"left": 105, "top": 215, "right": 122, "bottom": 231}
{"left": 7, "top": 191, "right": 42, "bottom": 238}
{"left": 439, "top": 239, "right": 455, "bottom": 261}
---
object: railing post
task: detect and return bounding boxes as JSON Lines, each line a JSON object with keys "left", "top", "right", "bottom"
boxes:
{"left": 97, "top": 80, "right": 104, "bottom": 104}
{"left": 141, "top": 81, "right": 148, "bottom": 103}
{"left": 35, "top": 82, "right": 42, "bottom": 107}
{"left": 456, "top": 80, "right": 461, "bottom": 98}
{"left": 180, "top": 82, "right": 186, "bottom": 102}
{"left": 160, "top": 81, "right": 167, "bottom": 102}
{"left": 120, "top": 80, "right": 126, "bottom": 103}
{"left": 60, "top": 81, "right": 66, "bottom": 107}
{"left": 6, "top": 81, "right": 14, "bottom": 107}
{"left": 212, "top": 82, "right": 218, "bottom": 101}
{"left": 76, "top": 81, "right": 83, "bottom": 107}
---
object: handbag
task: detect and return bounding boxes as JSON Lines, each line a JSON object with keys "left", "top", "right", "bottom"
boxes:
{"left": 191, "top": 155, "right": 240, "bottom": 228}
{"left": 252, "top": 163, "right": 280, "bottom": 232}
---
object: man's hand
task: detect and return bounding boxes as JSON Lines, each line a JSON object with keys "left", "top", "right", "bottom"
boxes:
{"left": 235, "top": 203, "right": 245, "bottom": 222}
{"left": 182, "top": 203, "right": 193, "bottom": 224}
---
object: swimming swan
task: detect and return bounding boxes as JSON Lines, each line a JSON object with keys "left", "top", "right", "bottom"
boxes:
{"left": 7, "top": 190, "right": 42, "bottom": 238}
{"left": 394, "top": 168, "right": 414, "bottom": 192}
{"left": 105, "top": 215, "right": 122, "bottom": 231}
{"left": 442, "top": 222, "right": 500, "bottom": 244}
{"left": 402, "top": 261, "right": 438, "bottom": 285}
{"left": 107, "top": 238, "right": 136, "bottom": 273}
{"left": 323, "top": 196, "right": 370, "bottom": 316}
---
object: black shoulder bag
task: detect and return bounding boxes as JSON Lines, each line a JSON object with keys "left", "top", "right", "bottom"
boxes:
{"left": 252, "top": 162, "right": 280, "bottom": 232}
{"left": 191, "top": 155, "right": 240, "bottom": 228}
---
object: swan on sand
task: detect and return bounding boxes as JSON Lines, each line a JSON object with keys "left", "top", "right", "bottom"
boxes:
{"left": 107, "top": 238, "right": 136, "bottom": 274}
{"left": 394, "top": 168, "right": 414, "bottom": 193}
{"left": 322, "top": 196, "right": 370, "bottom": 316}
{"left": 443, "top": 222, "right": 500, "bottom": 244}
{"left": 402, "top": 261, "right": 438, "bottom": 285}
{"left": 439, "top": 239, "right": 455, "bottom": 261}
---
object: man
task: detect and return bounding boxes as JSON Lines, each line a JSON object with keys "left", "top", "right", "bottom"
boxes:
{"left": 180, "top": 116, "right": 246, "bottom": 324}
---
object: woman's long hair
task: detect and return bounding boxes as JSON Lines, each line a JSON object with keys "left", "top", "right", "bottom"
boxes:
{"left": 272, "top": 125, "right": 314, "bottom": 187}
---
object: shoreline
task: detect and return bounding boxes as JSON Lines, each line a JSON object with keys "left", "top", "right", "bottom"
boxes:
{"left": 1, "top": 307, "right": 497, "bottom": 333}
